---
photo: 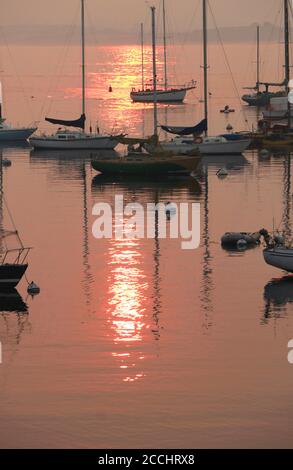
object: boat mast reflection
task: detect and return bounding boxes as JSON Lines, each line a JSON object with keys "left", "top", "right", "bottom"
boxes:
{"left": 263, "top": 151, "right": 293, "bottom": 322}
{"left": 200, "top": 167, "right": 214, "bottom": 330}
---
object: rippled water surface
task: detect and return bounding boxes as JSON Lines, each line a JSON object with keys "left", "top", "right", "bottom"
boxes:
{"left": 0, "top": 43, "right": 293, "bottom": 449}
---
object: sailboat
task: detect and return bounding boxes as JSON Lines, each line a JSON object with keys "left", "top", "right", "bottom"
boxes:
{"left": 160, "top": 0, "right": 251, "bottom": 155}
{"left": 0, "top": 153, "right": 31, "bottom": 289}
{"left": 242, "top": 24, "right": 286, "bottom": 107}
{"left": 130, "top": 0, "right": 196, "bottom": 103}
{"left": 0, "top": 83, "right": 37, "bottom": 142}
{"left": 29, "top": 0, "right": 118, "bottom": 150}
{"left": 91, "top": 6, "right": 200, "bottom": 176}
{"left": 260, "top": 0, "right": 293, "bottom": 146}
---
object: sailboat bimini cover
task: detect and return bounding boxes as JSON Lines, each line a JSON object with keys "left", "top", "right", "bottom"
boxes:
{"left": 45, "top": 113, "right": 86, "bottom": 130}
{"left": 161, "top": 118, "right": 207, "bottom": 136}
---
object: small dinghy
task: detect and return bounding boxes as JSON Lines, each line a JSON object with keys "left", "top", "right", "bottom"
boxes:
{"left": 260, "top": 229, "right": 293, "bottom": 273}
{"left": 221, "top": 231, "right": 261, "bottom": 248}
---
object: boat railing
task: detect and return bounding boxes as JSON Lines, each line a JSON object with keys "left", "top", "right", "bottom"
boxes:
{"left": 0, "top": 247, "right": 32, "bottom": 266}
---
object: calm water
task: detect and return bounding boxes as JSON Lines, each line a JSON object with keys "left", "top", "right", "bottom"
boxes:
{"left": 0, "top": 43, "right": 293, "bottom": 449}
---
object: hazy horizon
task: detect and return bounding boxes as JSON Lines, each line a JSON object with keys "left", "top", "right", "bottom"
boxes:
{"left": 0, "top": 0, "right": 287, "bottom": 44}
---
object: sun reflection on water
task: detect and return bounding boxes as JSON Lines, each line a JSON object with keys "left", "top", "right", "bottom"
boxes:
{"left": 107, "top": 238, "right": 150, "bottom": 383}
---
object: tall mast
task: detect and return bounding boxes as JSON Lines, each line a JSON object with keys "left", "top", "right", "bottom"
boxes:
{"left": 141, "top": 23, "right": 145, "bottom": 91}
{"left": 284, "top": 0, "right": 291, "bottom": 127}
{"left": 81, "top": 0, "right": 86, "bottom": 120}
{"left": 203, "top": 0, "right": 208, "bottom": 136}
{"left": 151, "top": 6, "right": 158, "bottom": 137}
{"left": 256, "top": 25, "right": 260, "bottom": 92}
{"left": 163, "top": 0, "right": 168, "bottom": 91}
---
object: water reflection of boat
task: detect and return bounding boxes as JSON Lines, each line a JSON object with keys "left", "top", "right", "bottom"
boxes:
{"left": 201, "top": 154, "right": 249, "bottom": 170}
{"left": 0, "top": 289, "right": 28, "bottom": 313}
{"left": 0, "top": 291, "right": 29, "bottom": 361}
{"left": 30, "top": 148, "right": 119, "bottom": 162}
{"left": 92, "top": 173, "right": 202, "bottom": 195}
{"left": 264, "top": 277, "right": 293, "bottom": 306}
{"left": 263, "top": 276, "right": 293, "bottom": 322}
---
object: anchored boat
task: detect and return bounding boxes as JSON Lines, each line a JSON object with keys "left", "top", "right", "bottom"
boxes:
{"left": 159, "top": 0, "right": 251, "bottom": 156}
{"left": 130, "top": 0, "right": 196, "bottom": 104}
{"left": 0, "top": 83, "right": 37, "bottom": 142}
{"left": 92, "top": 6, "right": 200, "bottom": 177}
{"left": 29, "top": 0, "right": 119, "bottom": 151}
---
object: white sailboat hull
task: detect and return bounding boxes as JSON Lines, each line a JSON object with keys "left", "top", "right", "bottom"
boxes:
{"left": 161, "top": 137, "right": 251, "bottom": 155}
{"left": 131, "top": 88, "right": 191, "bottom": 103}
{"left": 0, "top": 127, "right": 37, "bottom": 141}
{"left": 197, "top": 139, "right": 251, "bottom": 155}
{"left": 263, "top": 248, "right": 293, "bottom": 273}
{"left": 29, "top": 135, "right": 118, "bottom": 150}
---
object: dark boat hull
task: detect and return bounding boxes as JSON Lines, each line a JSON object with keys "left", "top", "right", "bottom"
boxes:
{"left": 242, "top": 91, "right": 285, "bottom": 107}
{"left": 0, "top": 264, "right": 28, "bottom": 290}
{"left": 91, "top": 155, "right": 200, "bottom": 176}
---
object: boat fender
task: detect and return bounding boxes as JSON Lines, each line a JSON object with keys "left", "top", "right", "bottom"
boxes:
{"left": 260, "top": 149, "right": 270, "bottom": 157}
{"left": 2, "top": 159, "right": 12, "bottom": 167}
{"left": 194, "top": 136, "right": 203, "bottom": 144}
{"left": 27, "top": 281, "right": 40, "bottom": 295}
{"left": 216, "top": 168, "right": 228, "bottom": 177}
{"left": 237, "top": 239, "right": 248, "bottom": 250}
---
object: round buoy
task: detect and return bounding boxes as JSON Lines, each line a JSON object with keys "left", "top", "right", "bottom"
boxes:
{"left": 2, "top": 159, "right": 12, "bottom": 167}
{"left": 165, "top": 202, "right": 177, "bottom": 216}
{"left": 260, "top": 149, "right": 270, "bottom": 157}
{"left": 216, "top": 168, "right": 228, "bottom": 177}
{"left": 237, "top": 239, "right": 248, "bottom": 250}
{"left": 27, "top": 281, "right": 40, "bottom": 295}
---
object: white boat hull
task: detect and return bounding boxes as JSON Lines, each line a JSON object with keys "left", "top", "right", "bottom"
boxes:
{"left": 161, "top": 138, "right": 251, "bottom": 155}
{"left": 29, "top": 135, "right": 118, "bottom": 150}
{"left": 262, "top": 110, "right": 289, "bottom": 120}
{"left": 198, "top": 139, "right": 251, "bottom": 155}
{"left": 131, "top": 88, "right": 190, "bottom": 103}
{"left": 263, "top": 248, "right": 293, "bottom": 273}
{"left": 0, "top": 128, "right": 37, "bottom": 141}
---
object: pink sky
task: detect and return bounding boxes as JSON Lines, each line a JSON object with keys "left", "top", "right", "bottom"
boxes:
{"left": 2, "top": 0, "right": 282, "bottom": 29}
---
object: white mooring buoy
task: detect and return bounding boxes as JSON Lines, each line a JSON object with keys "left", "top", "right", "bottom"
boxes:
{"left": 165, "top": 202, "right": 177, "bottom": 215}
{"left": 216, "top": 167, "right": 229, "bottom": 178}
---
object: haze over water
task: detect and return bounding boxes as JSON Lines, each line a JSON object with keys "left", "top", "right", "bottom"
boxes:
{"left": 0, "top": 42, "right": 293, "bottom": 448}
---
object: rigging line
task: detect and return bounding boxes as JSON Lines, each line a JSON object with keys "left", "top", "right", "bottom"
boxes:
{"left": 2, "top": 194, "right": 24, "bottom": 249}
{"left": 261, "top": 4, "right": 282, "bottom": 79}
{"left": 0, "top": 27, "right": 35, "bottom": 121}
{"left": 207, "top": 1, "right": 249, "bottom": 130}
{"left": 177, "top": 0, "right": 201, "bottom": 54}
{"left": 165, "top": 2, "right": 180, "bottom": 85}
{"left": 42, "top": 6, "right": 80, "bottom": 121}
{"left": 40, "top": 5, "right": 79, "bottom": 121}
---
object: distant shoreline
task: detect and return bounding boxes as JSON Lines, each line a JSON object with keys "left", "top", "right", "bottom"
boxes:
{"left": 0, "top": 23, "right": 286, "bottom": 45}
